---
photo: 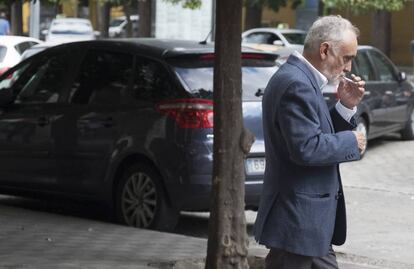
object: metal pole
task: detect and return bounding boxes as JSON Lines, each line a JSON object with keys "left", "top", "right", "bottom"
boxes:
{"left": 29, "top": 0, "right": 40, "bottom": 39}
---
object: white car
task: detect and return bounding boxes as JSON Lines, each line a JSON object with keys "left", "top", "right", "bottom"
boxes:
{"left": 242, "top": 28, "right": 306, "bottom": 52}
{"left": 43, "top": 18, "right": 99, "bottom": 43}
{"left": 0, "top": 35, "right": 42, "bottom": 75}
{"left": 109, "top": 15, "right": 139, "bottom": 38}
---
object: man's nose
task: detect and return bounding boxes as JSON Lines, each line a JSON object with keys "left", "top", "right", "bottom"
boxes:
{"left": 343, "top": 61, "right": 352, "bottom": 73}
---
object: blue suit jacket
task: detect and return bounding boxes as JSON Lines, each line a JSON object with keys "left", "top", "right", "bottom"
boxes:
{"left": 254, "top": 55, "right": 361, "bottom": 257}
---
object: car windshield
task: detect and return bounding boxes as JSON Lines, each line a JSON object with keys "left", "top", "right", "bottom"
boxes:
{"left": 51, "top": 21, "right": 93, "bottom": 35}
{"left": 110, "top": 19, "right": 124, "bottom": 27}
{"left": 171, "top": 57, "right": 277, "bottom": 100}
{"left": 282, "top": 33, "right": 306, "bottom": 45}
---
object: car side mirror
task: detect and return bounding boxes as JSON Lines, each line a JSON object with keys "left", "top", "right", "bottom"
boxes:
{"left": 272, "top": 40, "right": 284, "bottom": 46}
{"left": 94, "top": 31, "right": 101, "bottom": 38}
{"left": 41, "top": 29, "right": 49, "bottom": 36}
{"left": 398, "top": 71, "right": 407, "bottom": 82}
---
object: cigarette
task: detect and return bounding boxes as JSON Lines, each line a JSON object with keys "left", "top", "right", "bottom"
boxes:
{"left": 341, "top": 76, "right": 358, "bottom": 85}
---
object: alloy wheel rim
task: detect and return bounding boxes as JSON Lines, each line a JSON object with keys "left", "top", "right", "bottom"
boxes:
{"left": 121, "top": 172, "right": 157, "bottom": 228}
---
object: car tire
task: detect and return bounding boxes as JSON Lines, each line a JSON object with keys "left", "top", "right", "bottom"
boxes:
{"left": 115, "top": 163, "right": 179, "bottom": 231}
{"left": 356, "top": 117, "right": 368, "bottom": 157}
{"left": 401, "top": 109, "right": 414, "bottom": 140}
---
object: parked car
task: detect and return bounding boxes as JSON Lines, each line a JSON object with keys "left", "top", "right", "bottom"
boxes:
{"left": 43, "top": 18, "right": 99, "bottom": 43}
{"left": 20, "top": 41, "right": 62, "bottom": 61}
{"left": 0, "top": 36, "right": 42, "bottom": 75}
{"left": 0, "top": 39, "right": 278, "bottom": 230}
{"left": 109, "top": 15, "right": 139, "bottom": 38}
{"left": 242, "top": 28, "right": 307, "bottom": 52}
{"left": 323, "top": 46, "right": 414, "bottom": 153}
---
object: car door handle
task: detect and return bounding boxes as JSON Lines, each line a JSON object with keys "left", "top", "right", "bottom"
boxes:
{"left": 385, "top": 90, "right": 393, "bottom": 95}
{"left": 37, "top": 116, "right": 50, "bottom": 126}
{"left": 364, "top": 91, "right": 371, "bottom": 96}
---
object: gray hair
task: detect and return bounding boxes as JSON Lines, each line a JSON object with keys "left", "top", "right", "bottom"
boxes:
{"left": 304, "top": 15, "right": 360, "bottom": 53}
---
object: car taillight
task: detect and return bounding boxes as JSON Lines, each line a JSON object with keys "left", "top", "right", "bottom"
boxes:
{"left": 156, "top": 98, "right": 214, "bottom": 128}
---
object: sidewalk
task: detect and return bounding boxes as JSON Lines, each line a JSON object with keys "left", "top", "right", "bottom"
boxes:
{"left": 1, "top": 199, "right": 408, "bottom": 269}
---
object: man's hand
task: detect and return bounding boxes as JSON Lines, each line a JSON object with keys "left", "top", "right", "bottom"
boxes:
{"left": 337, "top": 74, "right": 365, "bottom": 109}
{"left": 352, "top": 131, "right": 366, "bottom": 155}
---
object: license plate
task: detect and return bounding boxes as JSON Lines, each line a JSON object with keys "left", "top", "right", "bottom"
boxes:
{"left": 245, "top": 158, "right": 266, "bottom": 175}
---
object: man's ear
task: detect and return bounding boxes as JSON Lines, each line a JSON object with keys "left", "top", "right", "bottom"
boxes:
{"left": 320, "top": 42, "right": 329, "bottom": 60}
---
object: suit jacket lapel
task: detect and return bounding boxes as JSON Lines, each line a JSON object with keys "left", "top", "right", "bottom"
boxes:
{"left": 287, "top": 55, "right": 335, "bottom": 132}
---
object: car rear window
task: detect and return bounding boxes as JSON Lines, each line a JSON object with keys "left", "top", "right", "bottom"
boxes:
{"left": 169, "top": 55, "right": 278, "bottom": 100}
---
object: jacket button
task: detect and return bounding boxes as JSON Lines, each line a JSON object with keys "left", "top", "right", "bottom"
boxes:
{"left": 335, "top": 192, "right": 342, "bottom": 200}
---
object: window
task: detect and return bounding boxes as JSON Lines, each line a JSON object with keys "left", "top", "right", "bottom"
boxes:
{"left": 0, "top": 63, "right": 29, "bottom": 91}
{"left": 69, "top": 50, "right": 133, "bottom": 105}
{"left": 369, "top": 50, "right": 396, "bottom": 82}
{"left": 282, "top": 33, "right": 306, "bottom": 45}
{"left": 15, "top": 52, "right": 70, "bottom": 104}
{"left": 15, "top": 42, "right": 38, "bottom": 55}
{"left": 171, "top": 57, "right": 278, "bottom": 101}
{"left": 243, "top": 32, "right": 281, "bottom": 45}
{"left": 130, "top": 58, "right": 179, "bottom": 101}
{"left": 353, "top": 52, "right": 374, "bottom": 81}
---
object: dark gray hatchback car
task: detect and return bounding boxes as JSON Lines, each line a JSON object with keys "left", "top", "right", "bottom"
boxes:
{"left": 0, "top": 39, "right": 278, "bottom": 230}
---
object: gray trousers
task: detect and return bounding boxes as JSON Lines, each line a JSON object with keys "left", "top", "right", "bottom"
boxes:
{"left": 265, "top": 246, "right": 339, "bottom": 269}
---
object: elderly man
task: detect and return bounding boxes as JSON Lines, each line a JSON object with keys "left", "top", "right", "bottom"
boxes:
{"left": 254, "top": 15, "right": 366, "bottom": 268}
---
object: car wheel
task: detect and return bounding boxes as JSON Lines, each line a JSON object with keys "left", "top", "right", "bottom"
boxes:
{"left": 356, "top": 117, "right": 368, "bottom": 157}
{"left": 115, "top": 163, "right": 179, "bottom": 231}
{"left": 401, "top": 109, "right": 414, "bottom": 140}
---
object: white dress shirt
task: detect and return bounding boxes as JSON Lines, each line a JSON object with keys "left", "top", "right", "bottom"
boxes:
{"left": 292, "top": 51, "right": 357, "bottom": 122}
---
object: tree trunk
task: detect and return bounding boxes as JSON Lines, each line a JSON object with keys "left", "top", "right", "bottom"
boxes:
{"left": 138, "top": 0, "right": 152, "bottom": 37}
{"left": 98, "top": 2, "right": 110, "bottom": 38}
{"left": 205, "top": 0, "right": 254, "bottom": 268}
{"left": 124, "top": 3, "right": 132, "bottom": 37}
{"left": 11, "top": 0, "right": 23, "bottom": 35}
{"left": 371, "top": 10, "right": 391, "bottom": 57}
{"left": 244, "top": 2, "right": 262, "bottom": 30}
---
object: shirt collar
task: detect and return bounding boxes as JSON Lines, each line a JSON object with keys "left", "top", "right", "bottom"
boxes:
{"left": 292, "top": 50, "right": 328, "bottom": 91}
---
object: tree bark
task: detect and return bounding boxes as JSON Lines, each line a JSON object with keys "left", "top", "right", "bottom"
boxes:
{"left": 138, "top": 0, "right": 152, "bottom": 37}
{"left": 205, "top": 0, "right": 254, "bottom": 268}
{"left": 10, "top": 0, "right": 23, "bottom": 35}
{"left": 124, "top": 3, "right": 132, "bottom": 37}
{"left": 244, "top": 2, "right": 262, "bottom": 30}
{"left": 371, "top": 10, "right": 391, "bottom": 57}
{"left": 98, "top": 2, "right": 110, "bottom": 38}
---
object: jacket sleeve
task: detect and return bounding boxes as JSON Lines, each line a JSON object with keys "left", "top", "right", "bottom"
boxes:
{"left": 277, "top": 80, "right": 360, "bottom": 166}
{"left": 330, "top": 106, "right": 357, "bottom": 131}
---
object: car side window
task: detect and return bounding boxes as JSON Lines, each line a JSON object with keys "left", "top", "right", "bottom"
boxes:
{"left": 131, "top": 57, "right": 179, "bottom": 102}
{"left": 353, "top": 52, "right": 374, "bottom": 81}
{"left": 0, "top": 63, "right": 30, "bottom": 92}
{"left": 15, "top": 52, "right": 70, "bottom": 104}
{"left": 14, "top": 42, "right": 37, "bottom": 55}
{"left": 69, "top": 50, "right": 133, "bottom": 105}
{"left": 368, "top": 50, "right": 396, "bottom": 82}
{"left": 243, "top": 32, "right": 281, "bottom": 44}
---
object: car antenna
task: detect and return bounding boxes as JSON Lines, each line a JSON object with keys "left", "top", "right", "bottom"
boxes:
{"left": 199, "top": 29, "right": 212, "bottom": 45}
